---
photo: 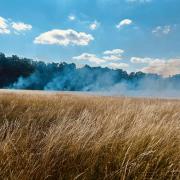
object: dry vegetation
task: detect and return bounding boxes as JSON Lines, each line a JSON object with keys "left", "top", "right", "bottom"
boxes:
{"left": 0, "top": 91, "right": 179, "bottom": 180}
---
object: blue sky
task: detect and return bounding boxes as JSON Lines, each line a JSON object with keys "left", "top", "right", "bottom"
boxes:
{"left": 0, "top": 0, "right": 180, "bottom": 76}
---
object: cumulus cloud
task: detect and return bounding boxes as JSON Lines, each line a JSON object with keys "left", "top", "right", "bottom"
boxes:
{"left": 34, "top": 29, "right": 94, "bottom": 46}
{"left": 103, "top": 49, "right": 124, "bottom": 55}
{"left": 141, "top": 59, "right": 180, "bottom": 77}
{"left": 11, "top": 22, "right": 32, "bottom": 31}
{"left": 0, "top": 16, "right": 32, "bottom": 35}
{"left": 152, "top": 25, "right": 171, "bottom": 36}
{"left": 116, "top": 19, "right": 132, "bottom": 29}
{"left": 0, "top": 16, "right": 10, "bottom": 34}
{"left": 89, "top": 20, "right": 100, "bottom": 30}
{"left": 103, "top": 49, "right": 124, "bottom": 61}
{"left": 103, "top": 55, "right": 123, "bottom": 61}
{"left": 73, "top": 53, "right": 105, "bottom": 64}
{"left": 73, "top": 49, "right": 127, "bottom": 68}
{"left": 131, "top": 56, "right": 180, "bottom": 77}
{"left": 131, "top": 57, "right": 154, "bottom": 64}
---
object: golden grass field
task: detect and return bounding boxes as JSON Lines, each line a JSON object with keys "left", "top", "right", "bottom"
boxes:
{"left": 0, "top": 90, "right": 179, "bottom": 180}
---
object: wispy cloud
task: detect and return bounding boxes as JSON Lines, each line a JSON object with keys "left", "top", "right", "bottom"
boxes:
{"left": 67, "top": 14, "right": 101, "bottom": 31}
{"left": 34, "top": 29, "right": 94, "bottom": 46}
{"left": 152, "top": 25, "right": 171, "bottom": 36}
{"left": 11, "top": 22, "right": 32, "bottom": 31}
{"left": 116, "top": 19, "right": 132, "bottom": 29}
{"left": 0, "top": 16, "right": 10, "bottom": 34}
{"left": 68, "top": 14, "right": 76, "bottom": 21}
{"left": 89, "top": 20, "right": 100, "bottom": 30}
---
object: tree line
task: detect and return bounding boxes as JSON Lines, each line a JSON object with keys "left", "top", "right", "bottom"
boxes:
{"left": 0, "top": 53, "right": 180, "bottom": 92}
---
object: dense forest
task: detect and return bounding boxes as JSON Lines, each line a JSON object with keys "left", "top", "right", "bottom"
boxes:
{"left": 0, "top": 53, "right": 180, "bottom": 95}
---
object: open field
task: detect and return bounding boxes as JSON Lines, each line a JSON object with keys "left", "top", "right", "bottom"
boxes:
{"left": 0, "top": 90, "right": 179, "bottom": 180}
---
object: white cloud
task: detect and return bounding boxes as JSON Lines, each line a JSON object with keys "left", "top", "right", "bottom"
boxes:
{"left": 89, "top": 20, "right": 100, "bottom": 30}
{"left": 103, "top": 49, "right": 124, "bottom": 55}
{"left": 141, "top": 59, "right": 180, "bottom": 77}
{"left": 103, "top": 49, "right": 124, "bottom": 61}
{"left": 130, "top": 57, "right": 154, "bottom": 64}
{"left": 73, "top": 48, "right": 126, "bottom": 66}
{"left": 0, "top": 16, "right": 10, "bottom": 34}
{"left": 103, "top": 55, "right": 122, "bottom": 61}
{"left": 116, "top": 19, "right": 132, "bottom": 29}
{"left": 108, "top": 62, "right": 129, "bottom": 69}
{"left": 152, "top": 25, "right": 171, "bottom": 36}
{"left": 131, "top": 57, "right": 168, "bottom": 65}
{"left": 73, "top": 53, "right": 105, "bottom": 64}
{"left": 73, "top": 52, "right": 129, "bottom": 69}
{"left": 68, "top": 15, "right": 76, "bottom": 21}
{"left": 11, "top": 22, "right": 32, "bottom": 31}
{"left": 0, "top": 16, "right": 32, "bottom": 35}
{"left": 131, "top": 56, "right": 180, "bottom": 77}
{"left": 34, "top": 29, "right": 94, "bottom": 46}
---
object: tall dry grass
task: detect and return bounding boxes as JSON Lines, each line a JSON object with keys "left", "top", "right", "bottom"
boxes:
{"left": 0, "top": 91, "right": 179, "bottom": 180}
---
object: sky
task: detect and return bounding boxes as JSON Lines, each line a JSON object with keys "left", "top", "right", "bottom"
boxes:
{"left": 0, "top": 0, "right": 180, "bottom": 76}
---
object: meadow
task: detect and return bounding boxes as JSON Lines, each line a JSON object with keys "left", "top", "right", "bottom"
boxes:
{"left": 0, "top": 90, "right": 179, "bottom": 179}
